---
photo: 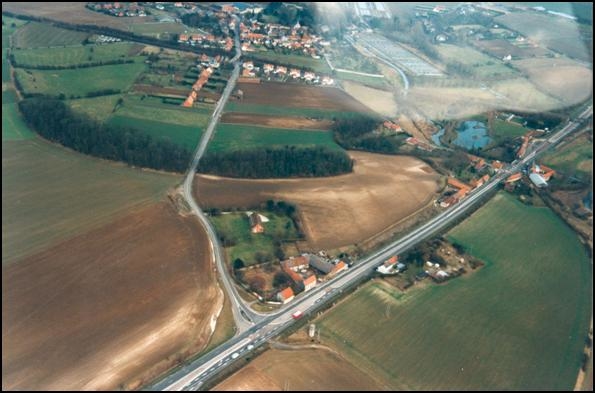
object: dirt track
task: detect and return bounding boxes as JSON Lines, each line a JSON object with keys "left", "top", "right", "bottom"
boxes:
{"left": 221, "top": 112, "right": 333, "bottom": 130}
{"left": 2, "top": 202, "right": 218, "bottom": 390}
{"left": 195, "top": 151, "right": 441, "bottom": 250}
{"left": 237, "top": 81, "right": 372, "bottom": 112}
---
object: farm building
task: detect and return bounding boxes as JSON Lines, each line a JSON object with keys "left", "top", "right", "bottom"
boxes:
{"left": 506, "top": 172, "right": 522, "bottom": 183}
{"left": 249, "top": 212, "right": 264, "bottom": 233}
{"left": 282, "top": 256, "right": 309, "bottom": 272}
{"left": 330, "top": 261, "right": 348, "bottom": 275}
{"left": 308, "top": 255, "right": 334, "bottom": 274}
{"left": 529, "top": 173, "right": 548, "bottom": 188}
{"left": 277, "top": 287, "right": 295, "bottom": 304}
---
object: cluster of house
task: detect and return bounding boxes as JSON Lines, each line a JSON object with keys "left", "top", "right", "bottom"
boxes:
{"left": 383, "top": 121, "right": 403, "bottom": 133}
{"left": 182, "top": 66, "right": 213, "bottom": 107}
{"left": 240, "top": 61, "right": 334, "bottom": 85}
{"left": 506, "top": 163, "right": 555, "bottom": 188}
{"left": 277, "top": 254, "right": 348, "bottom": 304}
{"left": 178, "top": 33, "right": 234, "bottom": 52}
{"left": 238, "top": 20, "right": 328, "bottom": 59}
{"left": 86, "top": 2, "right": 147, "bottom": 17}
{"left": 406, "top": 137, "right": 435, "bottom": 151}
{"left": 94, "top": 35, "right": 122, "bottom": 44}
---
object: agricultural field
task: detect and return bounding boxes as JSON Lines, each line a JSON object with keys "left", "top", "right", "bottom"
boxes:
{"left": 2, "top": 202, "right": 220, "bottom": 390}
{"left": 196, "top": 152, "right": 441, "bottom": 250}
{"left": 108, "top": 115, "right": 203, "bottom": 151}
{"left": 2, "top": 103, "right": 34, "bottom": 141}
{"left": 207, "top": 124, "right": 340, "bottom": 153}
{"left": 2, "top": 138, "right": 178, "bottom": 264}
{"left": 14, "top": 62, "right": 146, "bottom": 98}
{"left": 495, "top": 11, "right": 592, "bottom": 62}
{"left": 224, "top": 101, "right": 364, "bottom": 120}
{"left": 472, "top": 38, "right": 550, "bottom": 59}
{"left": 67, "top": 94, "right": 124, "bottom": 121}
{"left": 213, "top": 348, "right": 385, "bottom": 391}
{"left": 543, "top": 133, "right": 593, "bottom": 180}
{"left": 335, "top": 70, "right": 389, "bottom": 90}
{"left": 220, "top": 112, "right": 333, "bottom": 130}
{"left": 11, "top": 42, "right": 142, "bottom": 67}
{"left": 491, "top": 118, "right": 528, "bottom": 140}
{"left": 511, "top": 57, "right": 592, "bottom": 105}
{"left": 248, "top": 51, "right": 331, "bottom": 73}
{"left": 435, "top": 43, "right": 518, "bottom": 79}
{"left": 209, "top": 211, "right": 299, "bottom": 266}
{"left": 342, "top": 80, "right": 398, "bottom": 117}
{"left": 235, "top": 81, "right": 371, "bottom": 113}
{"left": 130, "top": 22, "right": 190, "bottom": 38}
{"left": 12, "top": 21, "right": 89, "bottom": 48}
{"left": 115, "top": 94, "right": 213, "bottom": 126}
{"left": 308, "top": 192, "right": 591, "bottom": 390}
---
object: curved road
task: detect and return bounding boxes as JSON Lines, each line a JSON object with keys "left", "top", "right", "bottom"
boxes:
{"left": 154, "top": 104, "right": 592, "bottom": 390}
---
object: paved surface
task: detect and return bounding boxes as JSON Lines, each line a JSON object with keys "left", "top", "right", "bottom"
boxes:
{"left": 152, "top": 104, "right": 592, "bottom": 391}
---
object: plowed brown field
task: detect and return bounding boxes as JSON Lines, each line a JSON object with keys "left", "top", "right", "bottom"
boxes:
{"left": 2, "top": 202, "right": 219, "bottom": 390}
{"left": 195, "top": 152, "right": 441, "bottom": 250}
{"left": 221, "top": 112, "right": 333, "bottom": 130}
{"left": 237, "top": 82, "right": 371, "bottom": 112}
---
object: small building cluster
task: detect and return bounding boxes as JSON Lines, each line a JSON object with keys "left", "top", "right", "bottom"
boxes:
{"left": 376, "top": 256, "right": 406, "bottom": 275}
{"left": 182, "top": 66, "right": 213, "bottom": 107}
{"left": 87, "top": 2, "right": 147, "bottom": 17}
{"left": 239, "top": 60, "right": 334, "bottom": 86}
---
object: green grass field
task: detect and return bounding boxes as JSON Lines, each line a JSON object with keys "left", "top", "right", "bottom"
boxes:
{"left": 208, "top": 123, "right": 341, "bottom": 152}
{"left": 115, "top": 95, "right": 212, "bottom": 126}
{"left": 2, "top": 138, "right": 179, "bottom": 265}
{"left": 14, "top": 62, "right": 146, "bottom": 98}
{"left": 316, "top": 192, "right": 591, "bottom": 390}
{"left": 210, "top": 211, "right": 298, "bottom": 266}
{"left": 543, "top": 136, "right": 593, "bottom": 180}
{"left": 130, "top": 22, "right": 191, "bottom": 38}
{"left": 67, "top": 94, "right": 123, "bottom": 121}
{"left": 491, "top": 118, "right": 528, "bottom": 140}
{"left": 224, "top": 101, "right": 363, "bottom": 120}
{"left": 436, "top": 44, "right": 518, "bottom": 79}
{"left": 13, "top": 22, "right": 89, "bottom": 48}
{"left": 12, "top": 43, "right": 139, "bottom": 67}
{"left": 248, "top": 51, "right": 331, "bottom": 73}
{"left": 108, "top": 115, "right": 203, "bottom": 151}
{"left": 335, "top": 70, "right": 389, "bottom": 90}
{"left": 2, "top": 103, "right": 35, "bottom": 141}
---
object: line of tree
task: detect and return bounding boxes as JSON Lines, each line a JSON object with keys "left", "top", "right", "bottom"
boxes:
{"left": 332, "top": 115, "right": 402, "bottom": 154}
{"left": 18, "top": 97, "right": 191, "bottom": 172}
{"left": 10, "top": 56, "right": 134, "bottom": 70}
{"left": 198, "top": 146, "right": 353, "bottom": 178}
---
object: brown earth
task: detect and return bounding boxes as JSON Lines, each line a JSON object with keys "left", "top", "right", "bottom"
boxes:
{"left": 195, "top": 151, "right": 441, "bottom": 250}
{"left": 512, "top": 58, "right": 592, "bottom": 105}
{"left": 2, "top": 202, "right": 220, "bottom": 390}
{"left": 221, "top": 112, "right": 333, "bottom": 130}
{"left": 212, "top": 348, "right": 385, "bottom": 391}
{"left": 2, "top": 2, "right": 143, "bottom": 30}
{"left": 236, "top": 81, "right": 372, "bottom": 112}
{"left": 342, "top": 81, "right": 398, "bottom": 117}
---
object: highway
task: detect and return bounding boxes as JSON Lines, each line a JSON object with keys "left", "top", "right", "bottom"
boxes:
{"left": 152, "top": 103, "right": 592, "bottom": 391}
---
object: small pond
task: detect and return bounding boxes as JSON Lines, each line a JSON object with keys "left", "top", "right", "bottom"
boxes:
{"left": 452, "top": 121, "right": 492, "bottom": 150}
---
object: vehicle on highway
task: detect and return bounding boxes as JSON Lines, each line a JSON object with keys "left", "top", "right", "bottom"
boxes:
{"left": 231, "top": 352, "right": 239, "bottom": 360}
{"left": 292, "top": 310, "right": 303, "bottom": 319}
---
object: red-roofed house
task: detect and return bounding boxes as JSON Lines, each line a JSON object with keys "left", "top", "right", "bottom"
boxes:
{"left": 249, "top": 212, "right": 264, "bottom": 233}
{"left": 282, "top": 256, "right": 309, "bottom": 272}
{"left": 506, "top": 172, "right": 522, "bottom": 183}
{"left": 492, "top": 160, "right": 504, "bottom": 171}
{"left": 303, "top": 275, "right": 317, "bottom": 291}
{"left": 330, "top": 261, "right": 348, "bottom": 275}
{"left": 277, "top": 287, "right": 294, "bottom": 304}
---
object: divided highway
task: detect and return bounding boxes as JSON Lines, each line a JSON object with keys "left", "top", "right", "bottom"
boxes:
{"left": 154, "top": 102, "right": 592, "bottom": 391}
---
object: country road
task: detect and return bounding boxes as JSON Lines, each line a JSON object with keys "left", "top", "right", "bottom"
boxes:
{"left": 152, "top": 99, "right": 592, "bottom": 390}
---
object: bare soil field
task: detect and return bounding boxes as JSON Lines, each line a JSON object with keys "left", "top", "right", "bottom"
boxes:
{"left": 236, "top": 82, "right": 371, "bottom": 112}
{"left": 213, "top": 348, "right": 384, "bottom": 391}
{"left": 195, "top": 151, "right": 441, "bottom": 250}
{"left": 2, "top": 2, "right": 143, "bottom": 30}
{"left": 342, "top": 81, "right": 398, "bottom": 117}
{"left": 511, "top": 58, "right": 592, "bottom": 105}
{"left": 2, "top": 202, "right": 220, "bottom": 390}
{"left": 221, "top": 112, "right": 333, "bottom": 130}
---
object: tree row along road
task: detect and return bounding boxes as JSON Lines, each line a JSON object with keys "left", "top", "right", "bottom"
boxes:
{"left": 155, "top": 94, "right": 591, "bottom": 390}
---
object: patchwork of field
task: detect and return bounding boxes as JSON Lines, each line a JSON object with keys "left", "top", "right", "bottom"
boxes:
{"left": 12, "top": 42, "right": 141, "bottom": 67}
{"left": 495, "top": 11, "right": 592, "bottom": 62}
{"left": 12, "top": 21, "right": 89, "bottom": 48}
{"left": 196, "top": 152, "right": 441, "bottom": 250}
{"left": 2, "top": 202, "right": 219, "bottom": 390}
{"left": 473, "top": 38, "right": 550, "bottom": 59}
{"left": 342, "top": 80, "right": 398, "bottom": 117}
{"left": 336, "top": 70, "right": 389, "bottom": 90}
{"left": 435, "top": 43, "right": 518, "bottom": 79}
{"left": 207, "top": 124, "right": 340, "bottom": 153}
{"left": 15, "top": 62, "right": 146, "bottom": 97}
{"left": 2, "top": 138, "right": 178, "bottom": 264}
{"left": 236, "top": 82, "right": 372, "bottom": 113}
{"left": 213, "top": 348, "right": 385, "bottom": 391}
{"left": 115, "top": 95, "right": 213, "bottom": 126}
{"left": 2, "top": 103, "right": 34, "bottom": 141}
{"left": 220, "top": 112, "right": 333, "bottom": 130}
{"left": 225, "top": 101, "right": 364, "bottom": 120}
{"left": 512, "top": 57, "right": 592, "bottom": 105}
{"left": 310, "top": 192, "right": 591, "bottom": 390}
{"left": 67, "top": 94, "right": 123, "bottom": 121}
